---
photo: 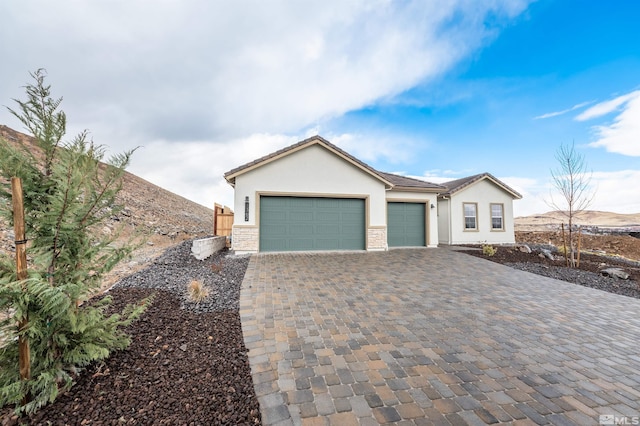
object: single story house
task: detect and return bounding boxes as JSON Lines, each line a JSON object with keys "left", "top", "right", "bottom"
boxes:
{"left": 224, "top": 136, "right": 520, "bottom": 254}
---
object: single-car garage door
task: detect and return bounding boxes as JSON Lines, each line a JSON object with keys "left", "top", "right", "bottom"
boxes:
{"left": 260, "top": 196, "right": 365, "bottom": 252}
{"left": 387, "top": 202, "right": 426, "bottom": 247}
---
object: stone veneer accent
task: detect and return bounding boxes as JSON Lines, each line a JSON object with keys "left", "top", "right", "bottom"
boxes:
{"left": 232, "top": 226, "right": 259, "bottom": 252}
{"left": 367, "top": 227, "right": 387, "bottom": 251}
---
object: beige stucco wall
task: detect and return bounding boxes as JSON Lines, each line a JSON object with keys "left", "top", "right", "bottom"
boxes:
{"left": 437, "top": 199, "right": 450, "bottom": 245}
{"left": 385, "top": 190, "right": 439, "bottom": 247}
{"left": 231, "top": 144, "right": 388, "bottom": 253}
{"left": 443, "top": 179, "right": 517, "bottom": 245}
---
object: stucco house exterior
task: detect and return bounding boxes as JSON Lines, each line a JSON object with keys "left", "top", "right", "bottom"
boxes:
{"left": 224, "top": 136, "right": 520, "bottom": 254}
{"left": 437, "top": 173, "right": 522, "bottom": 245}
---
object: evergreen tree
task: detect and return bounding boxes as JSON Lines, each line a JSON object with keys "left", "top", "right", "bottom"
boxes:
{"left": 0, "top": 70, "right": 151, "bottom": 414}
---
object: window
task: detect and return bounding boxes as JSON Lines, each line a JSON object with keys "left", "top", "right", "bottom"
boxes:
{"left": 463, "top": 203, "right": 477, "bottom": 230}
{"left": 491, "top": 203, "right": 504, "bottom": 230}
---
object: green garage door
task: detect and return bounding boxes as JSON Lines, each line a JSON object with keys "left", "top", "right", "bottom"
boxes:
{"left": 260, "top": 196, "right": 365, "bottom": 252}
{"left": 387, "top": 202, "right": 426, "bottom": 247}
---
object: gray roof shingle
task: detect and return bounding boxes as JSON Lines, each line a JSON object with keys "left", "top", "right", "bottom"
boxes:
{"left": 377, "top": 172, "right": 445, "bottom": 191}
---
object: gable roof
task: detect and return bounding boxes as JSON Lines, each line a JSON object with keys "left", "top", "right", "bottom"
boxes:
{"left": 224, "top": 135, "right": 394, "bottom": 187}
{"left": 224, "top": 135, "right": 443, "bottom": 192}
{"left": 439, "top": 173, "right": 522, "bottom": 199}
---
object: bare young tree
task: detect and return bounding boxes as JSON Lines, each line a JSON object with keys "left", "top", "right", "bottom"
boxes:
{"left": 548, "top": 142, "right": 595, "bottom": 267}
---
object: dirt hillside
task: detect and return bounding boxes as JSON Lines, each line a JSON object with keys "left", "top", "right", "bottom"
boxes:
{"left": 0, "top": 125, "right": 217, "bottom": 287}
{"left": 515, "top": 211, "right": 640, "bottom": 262}
{"left": 515, "top": 231, "right": 640, "bottom": 263}
{"left": 516, "top": 210, "right": 640, "bottom": 230}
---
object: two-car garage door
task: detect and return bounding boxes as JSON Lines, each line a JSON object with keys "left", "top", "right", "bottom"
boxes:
{"left": 259, "top": 197, "right": 427, "bottom": 251}
{"left": 260, "top": 196, "right": 365, "bottom": 252}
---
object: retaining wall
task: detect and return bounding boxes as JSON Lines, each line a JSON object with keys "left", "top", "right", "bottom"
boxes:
{"left": 191, "top": 236, "right": 227, "bottom": 260}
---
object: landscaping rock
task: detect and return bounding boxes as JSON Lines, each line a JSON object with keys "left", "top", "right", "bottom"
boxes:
{"left": 539, "top": 249, "right": 555, "bottom": 261}
{"left": 517, "top": 244, "right": 532, "bottom": 253}
{"left": 600, "top": 267, "right": 630, "bottom": 280}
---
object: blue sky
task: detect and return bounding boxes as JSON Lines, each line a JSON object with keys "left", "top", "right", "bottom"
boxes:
{"left": 1, "top": 1, "right": 639, "bottom": 216}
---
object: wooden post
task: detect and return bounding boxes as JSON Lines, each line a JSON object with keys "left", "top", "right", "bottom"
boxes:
{"left": 213, "top": 203, "right": 218, "bottom": 236}
{"left": 561, "top": 223, "right": 569, "bottom": 267}
{"left": 11, "top": 177, "right": 31, "bottom": 389}
{"left": 576, "top": 226, "right": 582, "bottom": 268}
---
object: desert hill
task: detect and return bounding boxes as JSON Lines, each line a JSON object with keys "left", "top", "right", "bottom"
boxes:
{"left": 515, "top": 210, "right": 640, "bottom": 231}
{"left": 0, "top": 125, "right": 216, "bottom": 286}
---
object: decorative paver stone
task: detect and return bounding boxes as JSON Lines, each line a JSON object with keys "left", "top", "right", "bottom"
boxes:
{"left": 240, "top": 249, "right": 640, "bottom": 425}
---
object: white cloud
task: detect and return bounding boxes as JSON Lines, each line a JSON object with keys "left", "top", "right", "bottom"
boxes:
{"left": 500, "top": 176, "right": 550, "bottom": 217}
{"left": 330, "top": 132, "right": 420, "bottom": 165}
{"left": 575, "top": 90, "right": 640, "bottom": 121}
{"left": 420, "top": 169, "right": 475, "bottom": 180}
{"left": 128, "top": 133, "right": 298, "bottom": 208}
{"left": 534, "top": 101, "right": 593, "bottom": 120}
{"left": 0, "top": 0, "right": 532, "bottom": 206}
{"left": 589, "top": 170, "right": 640, "bottom": 212}
{"left": 502, "top": 171, "right": 640, "bottom": 217}
{"left": 1, "top": 1, "right": 531, "bottom": 143}
{"left": 581, "top": 91, "right": 640, "bottom": 156}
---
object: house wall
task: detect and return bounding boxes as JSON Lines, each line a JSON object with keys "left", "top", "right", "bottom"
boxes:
{"left": 437, "top": 199, "right": 450, "bottom": 245}
{"left": 231, "top": 144, "right": 388, "bottom": 253}
{"left": 445, "top": 180, "right": 516, "bottom": 245}
{"left": 386, "top": 190, "right": 439, "bottom": 247}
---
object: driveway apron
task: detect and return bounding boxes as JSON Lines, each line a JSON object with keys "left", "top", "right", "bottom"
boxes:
{"left": 239, "top": 249, "right": 640, "bottom": 425}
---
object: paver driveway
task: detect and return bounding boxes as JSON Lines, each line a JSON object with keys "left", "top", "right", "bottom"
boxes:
{"left": 239, "top": 249, "right": 640, "bottom": 425}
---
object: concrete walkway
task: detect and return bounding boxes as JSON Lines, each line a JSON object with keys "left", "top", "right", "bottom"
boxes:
{"left": 239, "top": 249, "right": 640, "bottom": 425}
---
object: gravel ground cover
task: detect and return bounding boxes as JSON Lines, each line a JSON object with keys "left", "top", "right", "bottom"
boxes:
{"left": 2, "top": 241, "right": 260, "bottom": 426}
{"left": 463, "top": 245, "right": 640, "bottom": 299}
{"left": 4, "top": 240, "right": 639, "bottom": 424}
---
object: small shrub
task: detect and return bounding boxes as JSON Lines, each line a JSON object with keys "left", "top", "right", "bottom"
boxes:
{"left": 482, "top": 244, "right": 497, "bottom": 257}
{"left": 188, "top": 279, "right": 209, "bottom": 303}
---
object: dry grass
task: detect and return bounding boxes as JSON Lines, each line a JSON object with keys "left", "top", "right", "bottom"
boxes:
{"left": 187, "top": 279, "right": 209, "bottom": 303}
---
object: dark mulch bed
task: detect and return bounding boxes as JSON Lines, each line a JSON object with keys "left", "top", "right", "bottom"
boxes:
{"left": 2, "top": 242, "right": 261, "bottom": 426}
{"left": 462, "top": 245, "right": 640, "bottom": 299}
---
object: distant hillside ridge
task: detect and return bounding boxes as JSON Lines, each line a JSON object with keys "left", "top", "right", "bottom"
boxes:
{"left": 0, "top": 125, "right": 215, "bottom": 277}
{"left": 516, "top": 210, "right": 640, "bottom": 231}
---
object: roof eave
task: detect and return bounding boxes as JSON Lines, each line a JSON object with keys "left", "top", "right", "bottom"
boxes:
{"left": 389, "top": 186, "right": 443, "bottom": 193}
